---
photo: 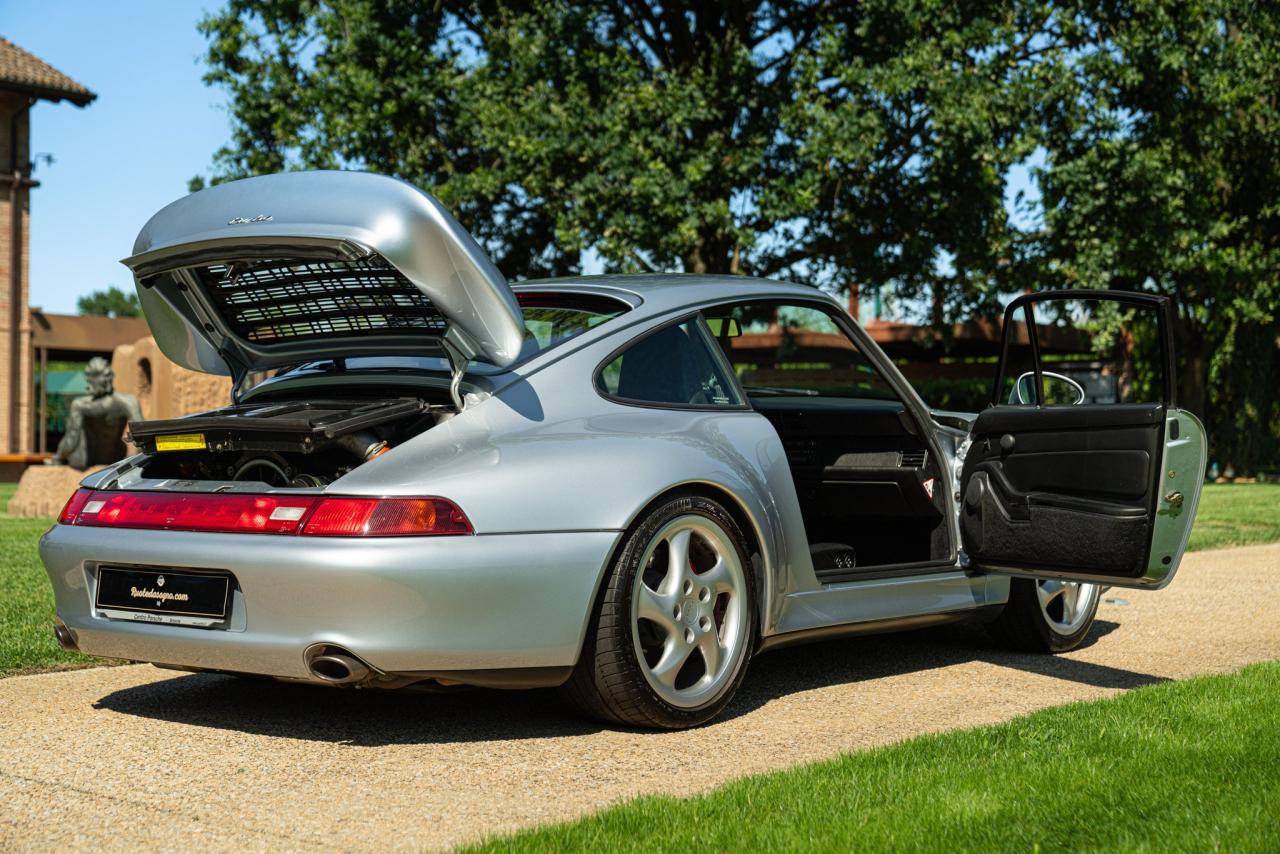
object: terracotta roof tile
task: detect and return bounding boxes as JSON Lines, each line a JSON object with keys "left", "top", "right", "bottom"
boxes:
{"left": 0, "top": 37, "right": 95, "bottom": 105}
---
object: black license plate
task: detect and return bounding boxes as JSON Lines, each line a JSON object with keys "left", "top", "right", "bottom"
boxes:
{"left": 95, "top": 567, "right": 230, "bottom": 620}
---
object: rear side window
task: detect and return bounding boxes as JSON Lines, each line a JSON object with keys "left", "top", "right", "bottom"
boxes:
{"left": 597, "top": 318, "right": 743, "bottom": 408}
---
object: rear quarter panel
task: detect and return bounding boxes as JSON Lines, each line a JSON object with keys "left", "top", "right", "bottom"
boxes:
{"left": 331, "top": 327, "right": 819, "bottom": 634}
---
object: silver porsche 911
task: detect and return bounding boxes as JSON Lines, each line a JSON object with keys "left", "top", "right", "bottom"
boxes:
{"left": 42, "top": 171, "right": 1205, "bottom": 729}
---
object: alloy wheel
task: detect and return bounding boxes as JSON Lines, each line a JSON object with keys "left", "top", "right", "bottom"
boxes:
{"left": 1035, "top": 579, "right": 1100, "bottom": 636}
{"left": 630, "top": 515, "right": 749, "bottom": 710}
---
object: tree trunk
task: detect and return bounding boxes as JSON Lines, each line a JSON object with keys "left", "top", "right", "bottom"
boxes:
{"left": 1173, "top": 318, "right": 1209, "bottom": 420}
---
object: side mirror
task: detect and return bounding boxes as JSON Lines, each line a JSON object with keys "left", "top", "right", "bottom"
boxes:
{"left": 1010, "top": 371, "right": 1086, "bottom": 406}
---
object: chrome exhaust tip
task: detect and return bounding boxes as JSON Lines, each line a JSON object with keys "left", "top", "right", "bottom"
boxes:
{"left": 53, "top": 618, "right": 79, "bottom": 652}
{"left": 304, "top": 645, "right": 371, "bottom": 685}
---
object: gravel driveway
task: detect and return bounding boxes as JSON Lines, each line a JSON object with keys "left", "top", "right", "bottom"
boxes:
{"left": 2, "top": 542, "right": 1278, "bottom": 852}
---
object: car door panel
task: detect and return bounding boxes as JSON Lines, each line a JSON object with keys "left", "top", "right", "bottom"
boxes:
{"left": 959, "top": 291, "right": 1205, "bottom": 589}
{"left": 961, "top": 414, "right": 1159, "bottom": 576}
{"left": 1002, "top": 448, "right": 1153, "bottom": 502}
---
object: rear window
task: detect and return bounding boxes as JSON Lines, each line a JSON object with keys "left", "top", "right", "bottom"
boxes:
{"left": 265, "top": 291, "right": 629, "bottom": 382}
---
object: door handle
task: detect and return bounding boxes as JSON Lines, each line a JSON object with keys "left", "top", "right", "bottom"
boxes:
{"left": 1165, "top": 491, "right": 1184, "bottom": 508}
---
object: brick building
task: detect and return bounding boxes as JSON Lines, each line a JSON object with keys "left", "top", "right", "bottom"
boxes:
{"left": 0, "top": 37, "right": 95, "bottom": 456}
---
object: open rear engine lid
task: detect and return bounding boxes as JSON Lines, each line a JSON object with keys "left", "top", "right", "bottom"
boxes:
{"left": 122, "top": 170, "right": 525, "bottom": 378}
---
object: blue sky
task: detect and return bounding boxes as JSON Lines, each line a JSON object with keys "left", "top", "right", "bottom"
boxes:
{"left": 6, "top": 3, "right": 1040, "bottom": 315}
{"left": 6, "top": 1, "right": 228, "bottom": 313}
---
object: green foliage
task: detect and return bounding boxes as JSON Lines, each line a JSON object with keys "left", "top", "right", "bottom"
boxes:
{"left": 196, "top": 1, "right": 1280, "bottom": 470}
{"left": 76, "top": 286, "right": 141, "bottom": 319}
{"left": 910, "top": 375, "right": 993, "bottom": 412}
{"left": 195, "top": 1, "right": 1040, "bottom": 289}
{"left": 468, "top": 661, "right": 1280, "bottom": 852}
{"left": 1032, "top": 2, "right": 1280, "bottom": 472}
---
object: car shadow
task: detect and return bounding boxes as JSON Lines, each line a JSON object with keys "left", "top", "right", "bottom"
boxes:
{"left": 92, "top": 618, "right": 1167, "bottom": 745}
{"left": 725, "top": 618, "right": 1167, "bottom": 721}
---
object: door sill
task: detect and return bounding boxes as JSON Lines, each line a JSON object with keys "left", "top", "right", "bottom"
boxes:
{"left": 757, "top": 605, "right": 1003, "bottom": 653}
{"left": 815, "top": 557, "right": 961, "bottom": 584}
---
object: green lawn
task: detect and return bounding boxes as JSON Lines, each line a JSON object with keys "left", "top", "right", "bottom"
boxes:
{"left": 468, "top": 661, "right": 1280, "bottom": 853}
{"left": 1186, "top": 483, "right": 1280, "bottom": 551}
{"left": 0, "top": 482, "right": 94, "bottom": 676}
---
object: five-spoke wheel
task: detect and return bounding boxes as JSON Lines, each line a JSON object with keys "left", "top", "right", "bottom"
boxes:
{"left": 561, "top": 494, "right": 755, "bottom": 728}
{"left": 631, "top": 517, "right": 749, "bottom": 710}
{"left": 987, "top": 576, "right": 1102, "bottom": 653}
{"left": 1034, "top": 579, "right": 1099, "bottom": 637}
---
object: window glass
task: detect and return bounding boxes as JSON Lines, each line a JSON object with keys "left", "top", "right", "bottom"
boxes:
{"left": 265, "top": 293, "right": 628, "bottom": 387}
{"left": 1033, "top": 298, "right": 1165, "bottom": 405}
{"left": 999, "top": 304, "right": 1039, "bottom": 405}
{"left": 703, "top": 302, "right": 898, "bottom": 400}
{"left": 597, "top": 318, "right": 742, "bottom": 407}
{"left": 515, "top": 294, "right": 626, "bottom": 352}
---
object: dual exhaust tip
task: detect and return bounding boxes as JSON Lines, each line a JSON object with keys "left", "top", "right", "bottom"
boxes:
{"left": 305, "top": 644, "right": 371, "bottom": 686}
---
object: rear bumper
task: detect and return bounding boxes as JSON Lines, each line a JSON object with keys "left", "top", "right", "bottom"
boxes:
{"left": 40, "top": 524, "right": 619, "bottom": 683}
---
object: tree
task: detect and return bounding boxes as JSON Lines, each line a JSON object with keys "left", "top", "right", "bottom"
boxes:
{"left": 1032, "top": 2, "right": 1280, "bottom": 470}
{"left": 197, "top": 1, "right": 1045, "bottom": 297}
{"left": 198, "top": 1, "right": 1280, "bottom": 469}
{"left": 77, "top": 286, "right": 142, "bottom": 318}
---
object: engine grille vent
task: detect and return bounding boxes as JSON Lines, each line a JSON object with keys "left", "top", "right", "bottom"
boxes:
{"left": 899, "top": 449, "right": 928, "bottom": 468}
{"left": 192, "top": 256, "right": 448, "bottom": 344}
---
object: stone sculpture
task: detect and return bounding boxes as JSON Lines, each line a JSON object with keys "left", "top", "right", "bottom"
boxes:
{"left": 48, "top": 357, "right": 143, "bottom": 469}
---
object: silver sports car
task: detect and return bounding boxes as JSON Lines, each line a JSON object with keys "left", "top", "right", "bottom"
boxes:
{"left": 42, "top": 171, "right": 1206, "bottom": 729}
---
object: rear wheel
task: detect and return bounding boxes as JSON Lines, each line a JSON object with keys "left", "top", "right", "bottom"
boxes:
{"left": 987, "top": 578, "right": 1101, "bottom": 653}
{"left": 561, "top": 494, "right": 756, "bottom": 729}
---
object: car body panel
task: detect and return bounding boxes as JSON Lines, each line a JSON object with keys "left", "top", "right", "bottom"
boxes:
{"left": 45, "top": 270, "right": 1004, "bottom": 677}
{"left": 123, "top": 171, "right": 526, "bottom": 372}
{"left": 42, "top": 524, "right": 619, "bottom": 676}
{"left": 1146, "top": 408, "right": 1207, "bottom": 586}
{"left": 988, "top": 407, "right": 1207, "bottom": 590}
{"left": 44, "top": 176, "right": 1201, "bottom": 691}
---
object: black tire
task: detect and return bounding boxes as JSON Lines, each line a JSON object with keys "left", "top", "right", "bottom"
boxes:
{"left": 986, "top": 577, "right": 1100, "bottom": 653}
{"left": 560, "top": 493, "right": 757, "bottom": 729}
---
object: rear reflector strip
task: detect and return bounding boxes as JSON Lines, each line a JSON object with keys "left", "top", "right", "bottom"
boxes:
{"left": 58, "top": 489, "right": 472, "bottom": 537}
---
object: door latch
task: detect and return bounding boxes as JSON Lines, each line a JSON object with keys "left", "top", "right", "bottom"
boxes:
{"left": 1165, "top": 491, "right": 1184, "bottom": 508}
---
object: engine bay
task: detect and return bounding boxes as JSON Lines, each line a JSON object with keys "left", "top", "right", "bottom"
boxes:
{"left": 128, "top": 396, "right": 452, "bottom": 487}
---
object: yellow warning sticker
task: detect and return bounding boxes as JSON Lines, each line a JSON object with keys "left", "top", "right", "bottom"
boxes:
{"left": 155, "top": 433, "right": 207, "bottom": 452}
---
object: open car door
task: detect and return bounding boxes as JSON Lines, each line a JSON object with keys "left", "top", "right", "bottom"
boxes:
{"left": 959, "top": 291, "right": 1206, "bottom": 589}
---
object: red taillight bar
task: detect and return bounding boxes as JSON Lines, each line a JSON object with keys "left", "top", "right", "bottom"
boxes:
{"left": 59, "top": 490, "right": 472, "bottom": 537}
{"left": 58, "top": 489, "right": 93, "bottom": 524}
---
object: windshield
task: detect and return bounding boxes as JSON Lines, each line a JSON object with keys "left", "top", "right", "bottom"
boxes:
{"left": 252, "top": 292, "right": 629, "bottom": 390}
